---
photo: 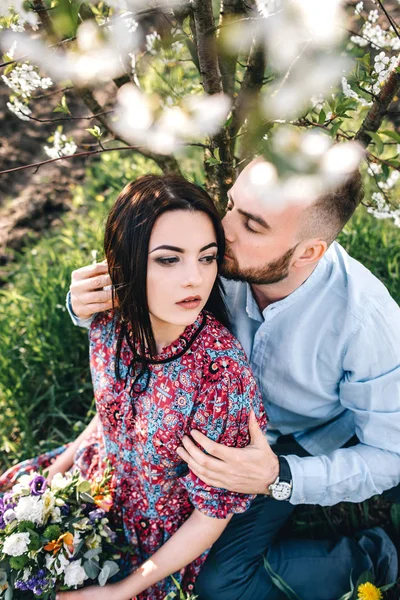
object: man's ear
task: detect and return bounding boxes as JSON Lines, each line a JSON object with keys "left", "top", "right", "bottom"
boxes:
{"left": 293, "top": 239, "right": 328, "bottom": 268}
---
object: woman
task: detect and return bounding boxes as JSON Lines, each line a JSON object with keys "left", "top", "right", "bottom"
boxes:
{"left": 1, "top": 175, "right": 267, "bottom": 599}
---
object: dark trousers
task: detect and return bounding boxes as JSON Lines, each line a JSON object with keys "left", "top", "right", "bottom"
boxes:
{"left": 196, "top": 439, "right": 398, "bottom": 600}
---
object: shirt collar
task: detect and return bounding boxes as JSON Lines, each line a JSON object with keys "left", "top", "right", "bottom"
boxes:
{"left": 245, "top": 246, "right": 332, "bottom": 321}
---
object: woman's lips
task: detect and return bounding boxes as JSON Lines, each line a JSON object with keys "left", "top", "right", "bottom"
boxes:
{"left": 176, "top": 296, "right": 202, "bottom": 310}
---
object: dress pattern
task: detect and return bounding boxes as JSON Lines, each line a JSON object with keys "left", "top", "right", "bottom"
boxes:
{"left": 1, "top": 311, "right": 267, "bottom": 599}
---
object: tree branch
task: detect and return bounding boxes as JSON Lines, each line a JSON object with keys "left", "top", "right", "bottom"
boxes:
{"left": 229, "top": 35, "right": 265, "bottom": 141}
{"left": 192, "top": 0, "right": 223, "bottom": 94}
{"left": 218, "top": 0, "right": 247, "bottom": 96}
{"left": 355, "top": 62, "right": 400, "bottom": 147}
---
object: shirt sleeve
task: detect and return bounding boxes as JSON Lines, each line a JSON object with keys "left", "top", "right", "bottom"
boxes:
{"left": 66, "top": 290, "right": 95, "bottom": 329}
{"left": 180, "top": 356, "right": 268, "bottom": 518}
{"left": 287, "top": 297, "right": 400, "bottom": 506}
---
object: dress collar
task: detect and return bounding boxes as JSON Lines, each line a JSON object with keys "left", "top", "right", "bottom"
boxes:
{"left": 145, "top": 311, "right": 207, "bottom": 364}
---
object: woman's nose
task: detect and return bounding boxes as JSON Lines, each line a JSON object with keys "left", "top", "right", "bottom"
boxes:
{"left": 182, "top": 263, "right": 203, "bottom": 287}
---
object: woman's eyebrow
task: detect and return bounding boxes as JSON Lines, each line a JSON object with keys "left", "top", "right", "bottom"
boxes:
{"left": 149, "top": 242, "right": 218, "bottom": 254}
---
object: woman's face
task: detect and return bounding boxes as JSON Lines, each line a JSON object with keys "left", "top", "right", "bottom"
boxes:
{"left": 147, "top": 210, "right": 219, "bottom": 334}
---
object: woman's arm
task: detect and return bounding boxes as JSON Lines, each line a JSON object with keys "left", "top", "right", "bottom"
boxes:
{"left": 46, "top": 415, "right": 99, "bottom": 481}
{"left": 57, "top": 508, "right": 232, "bottom": 600}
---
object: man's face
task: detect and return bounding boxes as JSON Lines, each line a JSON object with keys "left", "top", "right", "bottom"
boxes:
{"left": 221, "top": 160, "right": 304, "bottom": 285}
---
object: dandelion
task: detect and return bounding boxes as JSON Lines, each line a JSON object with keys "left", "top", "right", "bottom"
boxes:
{"left": 357, "top": 581, "right": 383, "bottom": 600}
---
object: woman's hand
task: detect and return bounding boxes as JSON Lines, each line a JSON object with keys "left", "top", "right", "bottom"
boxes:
{"left": 45, "top": 455, "right": 72, "bottom": 484}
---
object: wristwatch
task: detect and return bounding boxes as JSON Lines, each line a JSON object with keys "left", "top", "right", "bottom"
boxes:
{"left": 268, "top": 456, "right": 293, "bottom": 501}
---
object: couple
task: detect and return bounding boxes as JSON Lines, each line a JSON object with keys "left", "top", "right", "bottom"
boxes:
{"left": 4, "top": 157, "right": 400, "bottom": 599}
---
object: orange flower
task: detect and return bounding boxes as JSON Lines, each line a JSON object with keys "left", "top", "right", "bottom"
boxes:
{"left": 44, "top": 532, "right": 74, "bottom": 555}
{"left": 94, "top": 494, "right": 113, "bottom": 512}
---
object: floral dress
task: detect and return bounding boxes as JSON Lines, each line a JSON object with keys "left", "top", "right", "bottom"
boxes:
{"left": 0, "top": 311, "right": 267, "bottom": 599}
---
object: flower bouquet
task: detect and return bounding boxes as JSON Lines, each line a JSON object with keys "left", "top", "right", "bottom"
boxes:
{"left": 0, "top": 466, "right": 120, "bottom": 599}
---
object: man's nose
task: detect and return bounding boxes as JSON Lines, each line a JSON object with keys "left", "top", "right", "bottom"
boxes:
{"left": 222, "top": 210, "right": 235, "bottom": 243}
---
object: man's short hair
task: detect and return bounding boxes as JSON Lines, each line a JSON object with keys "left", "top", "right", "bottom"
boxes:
{"left": 302, "top": 170, "right": 364, "bottom": 244}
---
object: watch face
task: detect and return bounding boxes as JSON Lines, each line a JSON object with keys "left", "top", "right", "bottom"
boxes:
{"left": 271, "top": 482, "right": 292, "bottom": 501}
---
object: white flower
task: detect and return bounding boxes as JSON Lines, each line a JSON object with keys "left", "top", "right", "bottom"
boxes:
{"left": 44, "top": 130, "right": 77, "bottom": 159}
{"left": 3, "top": 509, "right": 17, "bottom": 525}
{"left": 146, "top": 31, "right": 161, "bottom": 54}
{"left": 46, "top": 551, "right": 70, "bottom": 576}
{"left": 355, "top": 2, "right": 363, "bottom": 14}
{"left": 368, "top": 9, "right": 379, "bottom": 24}
{"left": 50, "top": 472, "right": 73, "bottom": 492}
{"left": 2, "top": 532, "right": 30, "bottom": 557}
{"left": 63, "top": 560, "right": 88, "bottom": 588}
{"left": 7, "top": 97, "right": 31, "bottom": 121}
{"left": 15, "top": 495, "right": 45, "bottom": 525}
{"left": 2, "top": 63, "right": 52, "bottom": 99}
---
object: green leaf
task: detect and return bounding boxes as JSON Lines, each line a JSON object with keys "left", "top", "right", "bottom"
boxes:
{"left": 380, "top": 580, "right": 399, "bottom": 592}
{"left": 86, "top": 125, "right": 103, "bottom": 139}
{"left": 390, "top": 503, "right": 400, "bottom": 535}
{"left": 365, "top": 131, "right": 384, "bottom": 155}
{"left": 77, "top": 480, "right": 91, "bottom": 493}
{"left": 84, "top": 547, "right": 102, "bottom": 559}
{"left": 330, "top": 119, "right": 343, "bottom": 138}
{"left": 80, "top": 491, "right": 95, "bottom": 503}
{"left": 318, "top": 109, "right": 326, "bottom": 124}
{"left": 355, "top": 570, "right": 374, "bottom": 589}
{"left": 98, "top": 563, "right": 111, "bottom": 586}
{"left": 380, "top": 130, "right": 400, "bottom": 143}
{"left": 84, "top": 557, "right": 101, "bottom": 579}
{"left": 263, "top": 557, "right": 303, "bottom": 600}
{"left": 53, "top": 95, "right": 71, "bottom": 115}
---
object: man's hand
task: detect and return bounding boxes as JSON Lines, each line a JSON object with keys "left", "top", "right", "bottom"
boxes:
{"left": 70, "top": 261, "right": 114, "bottom": 319}
{"left": 177, "top": 411, "right": 279, "bottom": 495}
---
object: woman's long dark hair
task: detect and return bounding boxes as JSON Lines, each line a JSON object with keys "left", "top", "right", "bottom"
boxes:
{"left": 104, "top": 174, "right": 230, "bottom": 384}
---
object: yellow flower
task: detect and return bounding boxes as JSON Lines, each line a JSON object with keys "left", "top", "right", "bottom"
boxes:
{"left": 357, "top": 582, "right": 383, "bottom": 600}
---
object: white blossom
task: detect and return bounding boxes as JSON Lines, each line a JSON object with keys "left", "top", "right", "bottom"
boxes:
{"left": 368, "top": 9, "right": 379, "bottom": 24}
{"left": 63, "top": 560, "right": 88, "bottom": 588}
{"left": 146, "top": 31, "right": 161, "bottom": 55}
{"left": 341, "top": 77, "right": 372, "bottom": 107}
{"left": 355, "top": 2, "right": 363, "bottom": 15}
{"left": 44, "top": 130, "right": 77, "bottom": 160}
{"left": 45, "top": 552, "right": 70, "bottom": 576}
{"left": 3, "top": 509, "right": 17, "bottom": 524}
{"left": 15, "top": 495, "right": 45, "bottom": 525}
{"left": 6, "top": 97, "right": 31, "bottom": 121}
{"left": 2, "top": 532, "right": 30, "bottom": 557}
{"left": 2, "top": 63, "right": 52, "bottom": 99}
{"left": 2, "top": 17, "right": 139, "bottom": 87}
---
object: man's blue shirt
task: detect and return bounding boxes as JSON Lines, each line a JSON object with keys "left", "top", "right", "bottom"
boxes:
{"left": 67, "top": 242, "right": 400, "bottom": 506}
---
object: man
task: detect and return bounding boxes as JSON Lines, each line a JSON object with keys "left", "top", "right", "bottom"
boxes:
{"left": 67, "top": 159, "right": 400, "bottom": 600}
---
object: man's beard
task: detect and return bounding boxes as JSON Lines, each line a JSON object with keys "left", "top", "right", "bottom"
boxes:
{"left": 220, "top": 244, "right": 298, "bottom": 285}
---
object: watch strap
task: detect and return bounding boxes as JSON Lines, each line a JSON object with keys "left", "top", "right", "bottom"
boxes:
{"left": 278, "top": 455, "right": 292, "bottom": 484}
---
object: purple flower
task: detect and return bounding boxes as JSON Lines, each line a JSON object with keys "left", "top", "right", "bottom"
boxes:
{"left": 89, "top": 508, "right": 105, "bottom": 523}
{"left": 30, "top": 475, "right": 47, "bottom": 496}
{"left": 60, "top": 503, "right": 70, "bottom": 516}
{"left": 15, "top": 570, "right": 53, "bottom": 596}
{"left": 3, "top": 491, "right": 16, "bottom": 508}
{"left": 0, "top": 498, "right": 5, "bottom": 530}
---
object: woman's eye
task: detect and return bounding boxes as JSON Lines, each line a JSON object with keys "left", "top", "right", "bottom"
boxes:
{"left": 155, "top": 257, "right": 179, "bottom": 265}
{"left": 200, "top": 254, "right": 218, "bottom": 264}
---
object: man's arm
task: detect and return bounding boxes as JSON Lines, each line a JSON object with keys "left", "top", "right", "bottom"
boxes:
{"left": 66, "top": 261, "right": 113, "bottom": 326}
{"left": 178, "top": 300, "right": 400, "bottom": 505}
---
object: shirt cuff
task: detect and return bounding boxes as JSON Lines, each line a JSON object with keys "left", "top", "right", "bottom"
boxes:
{"left": 65, "top": 291, "right": 93, "bottom": 329}
{"left": 285, "top": 454, "right": 327, "bottom": 505}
